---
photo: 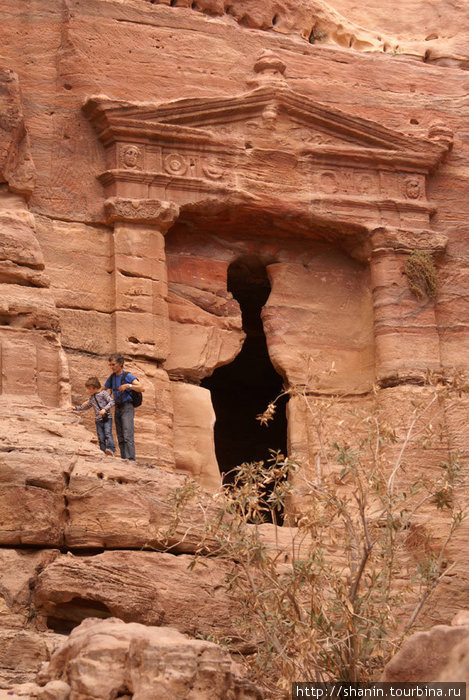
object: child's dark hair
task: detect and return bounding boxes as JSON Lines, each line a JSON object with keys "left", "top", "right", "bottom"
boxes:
{"left": 85, "top": 376, "right": 101, "bottom": 389}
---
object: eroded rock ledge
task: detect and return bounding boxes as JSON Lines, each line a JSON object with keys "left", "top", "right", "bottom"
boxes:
{"left": 138, "top": 0, "right": 469, "bottom": 68}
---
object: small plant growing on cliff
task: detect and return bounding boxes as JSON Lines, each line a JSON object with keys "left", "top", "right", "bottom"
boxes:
{"left": 308, "top": 27, "right": 328, "bottom": 44}
{"left": 404, "top": 249, "right": 438, "bottom": 299}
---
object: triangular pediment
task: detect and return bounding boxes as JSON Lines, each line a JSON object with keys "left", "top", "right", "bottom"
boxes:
{"left": 84, "top": 54, "right": 453, "bottom": 236}
{"left": 84, "top": 86, "right": 447, "bottom": 162}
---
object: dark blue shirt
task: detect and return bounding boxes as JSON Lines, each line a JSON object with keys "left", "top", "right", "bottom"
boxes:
{"left": 105, "top": 371, "right": 137, "bottom": 404}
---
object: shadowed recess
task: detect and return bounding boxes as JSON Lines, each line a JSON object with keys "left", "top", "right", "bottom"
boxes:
{"left": 46, "top": 598, "right": 112, "bottom": 634}
{"left": 202, "top": 256, "right": 288, "bottom": 481}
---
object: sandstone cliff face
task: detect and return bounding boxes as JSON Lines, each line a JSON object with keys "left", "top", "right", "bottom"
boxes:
{"left": 1, "top": 0, "right": 469, "bottom": 692}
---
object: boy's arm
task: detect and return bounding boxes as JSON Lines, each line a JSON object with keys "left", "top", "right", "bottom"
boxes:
{"left": 73, "top": 398, "right": 92, "bottom": 411}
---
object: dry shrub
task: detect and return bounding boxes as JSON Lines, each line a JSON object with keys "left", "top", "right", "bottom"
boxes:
{"left": 404, "top": 250, "right": 438, "bottom": 299}
{"left": 172, "top": 374, "right": 467, "bottom": 696}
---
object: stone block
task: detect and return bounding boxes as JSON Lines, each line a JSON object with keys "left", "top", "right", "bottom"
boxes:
{"left": 113, "top": 222, "right": 166, "bottom": 261}
{"left": 0, "top": 329, "right": 65, "bottom": 407}
{"left": 114, "top": 254, "right": 167, "bottom": 284}
{"left": 114, "top": 308, "right": 169, "bottom": 361}
{"left": 165, "top": 321, "right": 244, "bottom": 381}
{"left": 0, "top": 210, "right": 45, "bottom": 272}
{"left": 34, "top": 550, "right": 235, "bottom": 638}
{"left": 0, "top": 285, "right": 59, "bottom": 331}
{"left": 264, "top": 261, "right": 375, "bottom": 392}
{"left": 64, "top": 456, "right": 219, "bottom": 551}
{"left": 35, "top": 218, "right": 114, "bottom": 313}
{"left": 0, "top": 484, "right": 64, "bottom": 547}
{"left": 171, "top": 382, "right": 221, "bottom": 492}
{"left": 58, "top": 308, "right": 114, "bottom": 355}
{"left": 381, "top": 625, "right": 469, "bottom": 681}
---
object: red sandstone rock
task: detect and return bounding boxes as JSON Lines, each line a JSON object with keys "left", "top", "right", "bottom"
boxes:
{"left": 0, "top": 70, "right": 35, "bottom": 196}
{"left": 1, "top": 0, "right": 469, "bottom": 689}
{"left": 452, "top": 610, "right": 469, "bottom": 626}
{"left": 36, "top": 681, "right": 71, "bottom": 700}
{"left": 437, "top": 636, "right": 469, "bottom": 682}
{"left": 171, "top": 382, "right": 221, "bottom": 491}
{"left": 0, "top": 630, "right": 55, "bottom": 686}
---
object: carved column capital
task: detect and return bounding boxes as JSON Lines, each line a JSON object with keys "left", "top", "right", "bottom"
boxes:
{"left": 104, "top": 197, "right": 179, "bottom": 233}
{"left": 369, "top": 227, "right": 448, "bottom": 256}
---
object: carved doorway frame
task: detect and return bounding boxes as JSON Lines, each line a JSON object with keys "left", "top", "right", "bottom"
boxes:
{"left": 84, "top": 53, "right": 452, "bottom": 477}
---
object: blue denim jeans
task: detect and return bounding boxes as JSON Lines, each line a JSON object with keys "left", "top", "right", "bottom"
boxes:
{"left": 114, "top": 400, "right": 135, "bottom": 460}
{"left": 96, "top": 416, "right": 116, "bottom": 454}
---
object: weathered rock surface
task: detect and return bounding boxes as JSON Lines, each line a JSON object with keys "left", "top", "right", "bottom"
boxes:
{"left": 0, "top": 72, "right": 69, "bottom": 412}
{"left": 437, "top": 638, "right": 469, "bottom": 682}
{"left": 0, "top": 630, "right": 63, "bottom": 686}
{"left": 0, "top": 70, "right": 35, "bottom": 196}
{"left": 122, "top": 0, "right": 469, "bottom": 69}
{"left": 381, "top": 623, "right": 469, "bottom": 682}
{"left": 171, "top": 382, "right": 221, "bottom": 491}
{"left": 0, "top": 398, "right": 217, "bottom": 550}
{"left": 0, "top": 394, "right": 311, "bottom": 559}
{"left": 33, "top": 618, "right": 263, "bottom": 699}
{"left": 33, "top": 550, "right": 238, "bottom": 640}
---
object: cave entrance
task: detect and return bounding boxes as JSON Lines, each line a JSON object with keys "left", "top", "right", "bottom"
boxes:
{"left": 201, "top": 256, "right": 288, "bottom": 488}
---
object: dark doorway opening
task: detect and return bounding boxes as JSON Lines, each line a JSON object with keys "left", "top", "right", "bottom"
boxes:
{"left": 201, "top": 256, "right": 288, "bottom": 488}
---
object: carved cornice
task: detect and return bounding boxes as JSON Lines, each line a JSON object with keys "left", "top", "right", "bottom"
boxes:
{"left": 99, "top": 170, "right": 236, "bottom": 194}
{"left": 104, "top": 197, "right": 179, "bottom": 231}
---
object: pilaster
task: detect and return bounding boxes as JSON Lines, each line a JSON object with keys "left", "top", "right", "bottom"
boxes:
{"left": 105, "top": 197, "right": 179, "bottom": 361}
{"left": 370, "top": 226, "right": 447, "bottom": 384}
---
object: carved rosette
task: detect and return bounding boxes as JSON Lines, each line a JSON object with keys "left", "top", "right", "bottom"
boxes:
{"left": 105, "top": 197, "right": 180, "bottom": 233}
{"left": 314, "top": 169, "right": 380, "bottom": 197}
{"left": 163, "top": 153, "right": 188, "bottom": 176}
{"left": 202, "top": 157, "right": 224, "bottom": 180}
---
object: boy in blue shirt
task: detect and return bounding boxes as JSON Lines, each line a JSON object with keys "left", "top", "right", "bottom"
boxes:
{"left": 105, "top": 353, "right": 144, "bottom": 461}
{"left": 73, "top": 377, "right": 115, "bottom": 455}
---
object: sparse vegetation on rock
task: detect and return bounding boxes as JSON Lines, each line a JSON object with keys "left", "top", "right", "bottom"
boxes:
{"left": 405, "top": 250, "right": 438, "bottom": 300}
{"left": 175, "top": 378, "right": 467, "bottom": 695}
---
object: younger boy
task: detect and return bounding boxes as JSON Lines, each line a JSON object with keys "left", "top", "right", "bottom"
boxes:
{"left": 73, "top": 377, "right": 116, "bottom": 456}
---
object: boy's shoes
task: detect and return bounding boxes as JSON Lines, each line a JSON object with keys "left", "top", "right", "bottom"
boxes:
{"left": 105, "top": 449, "right": 114, "bottom": 456}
